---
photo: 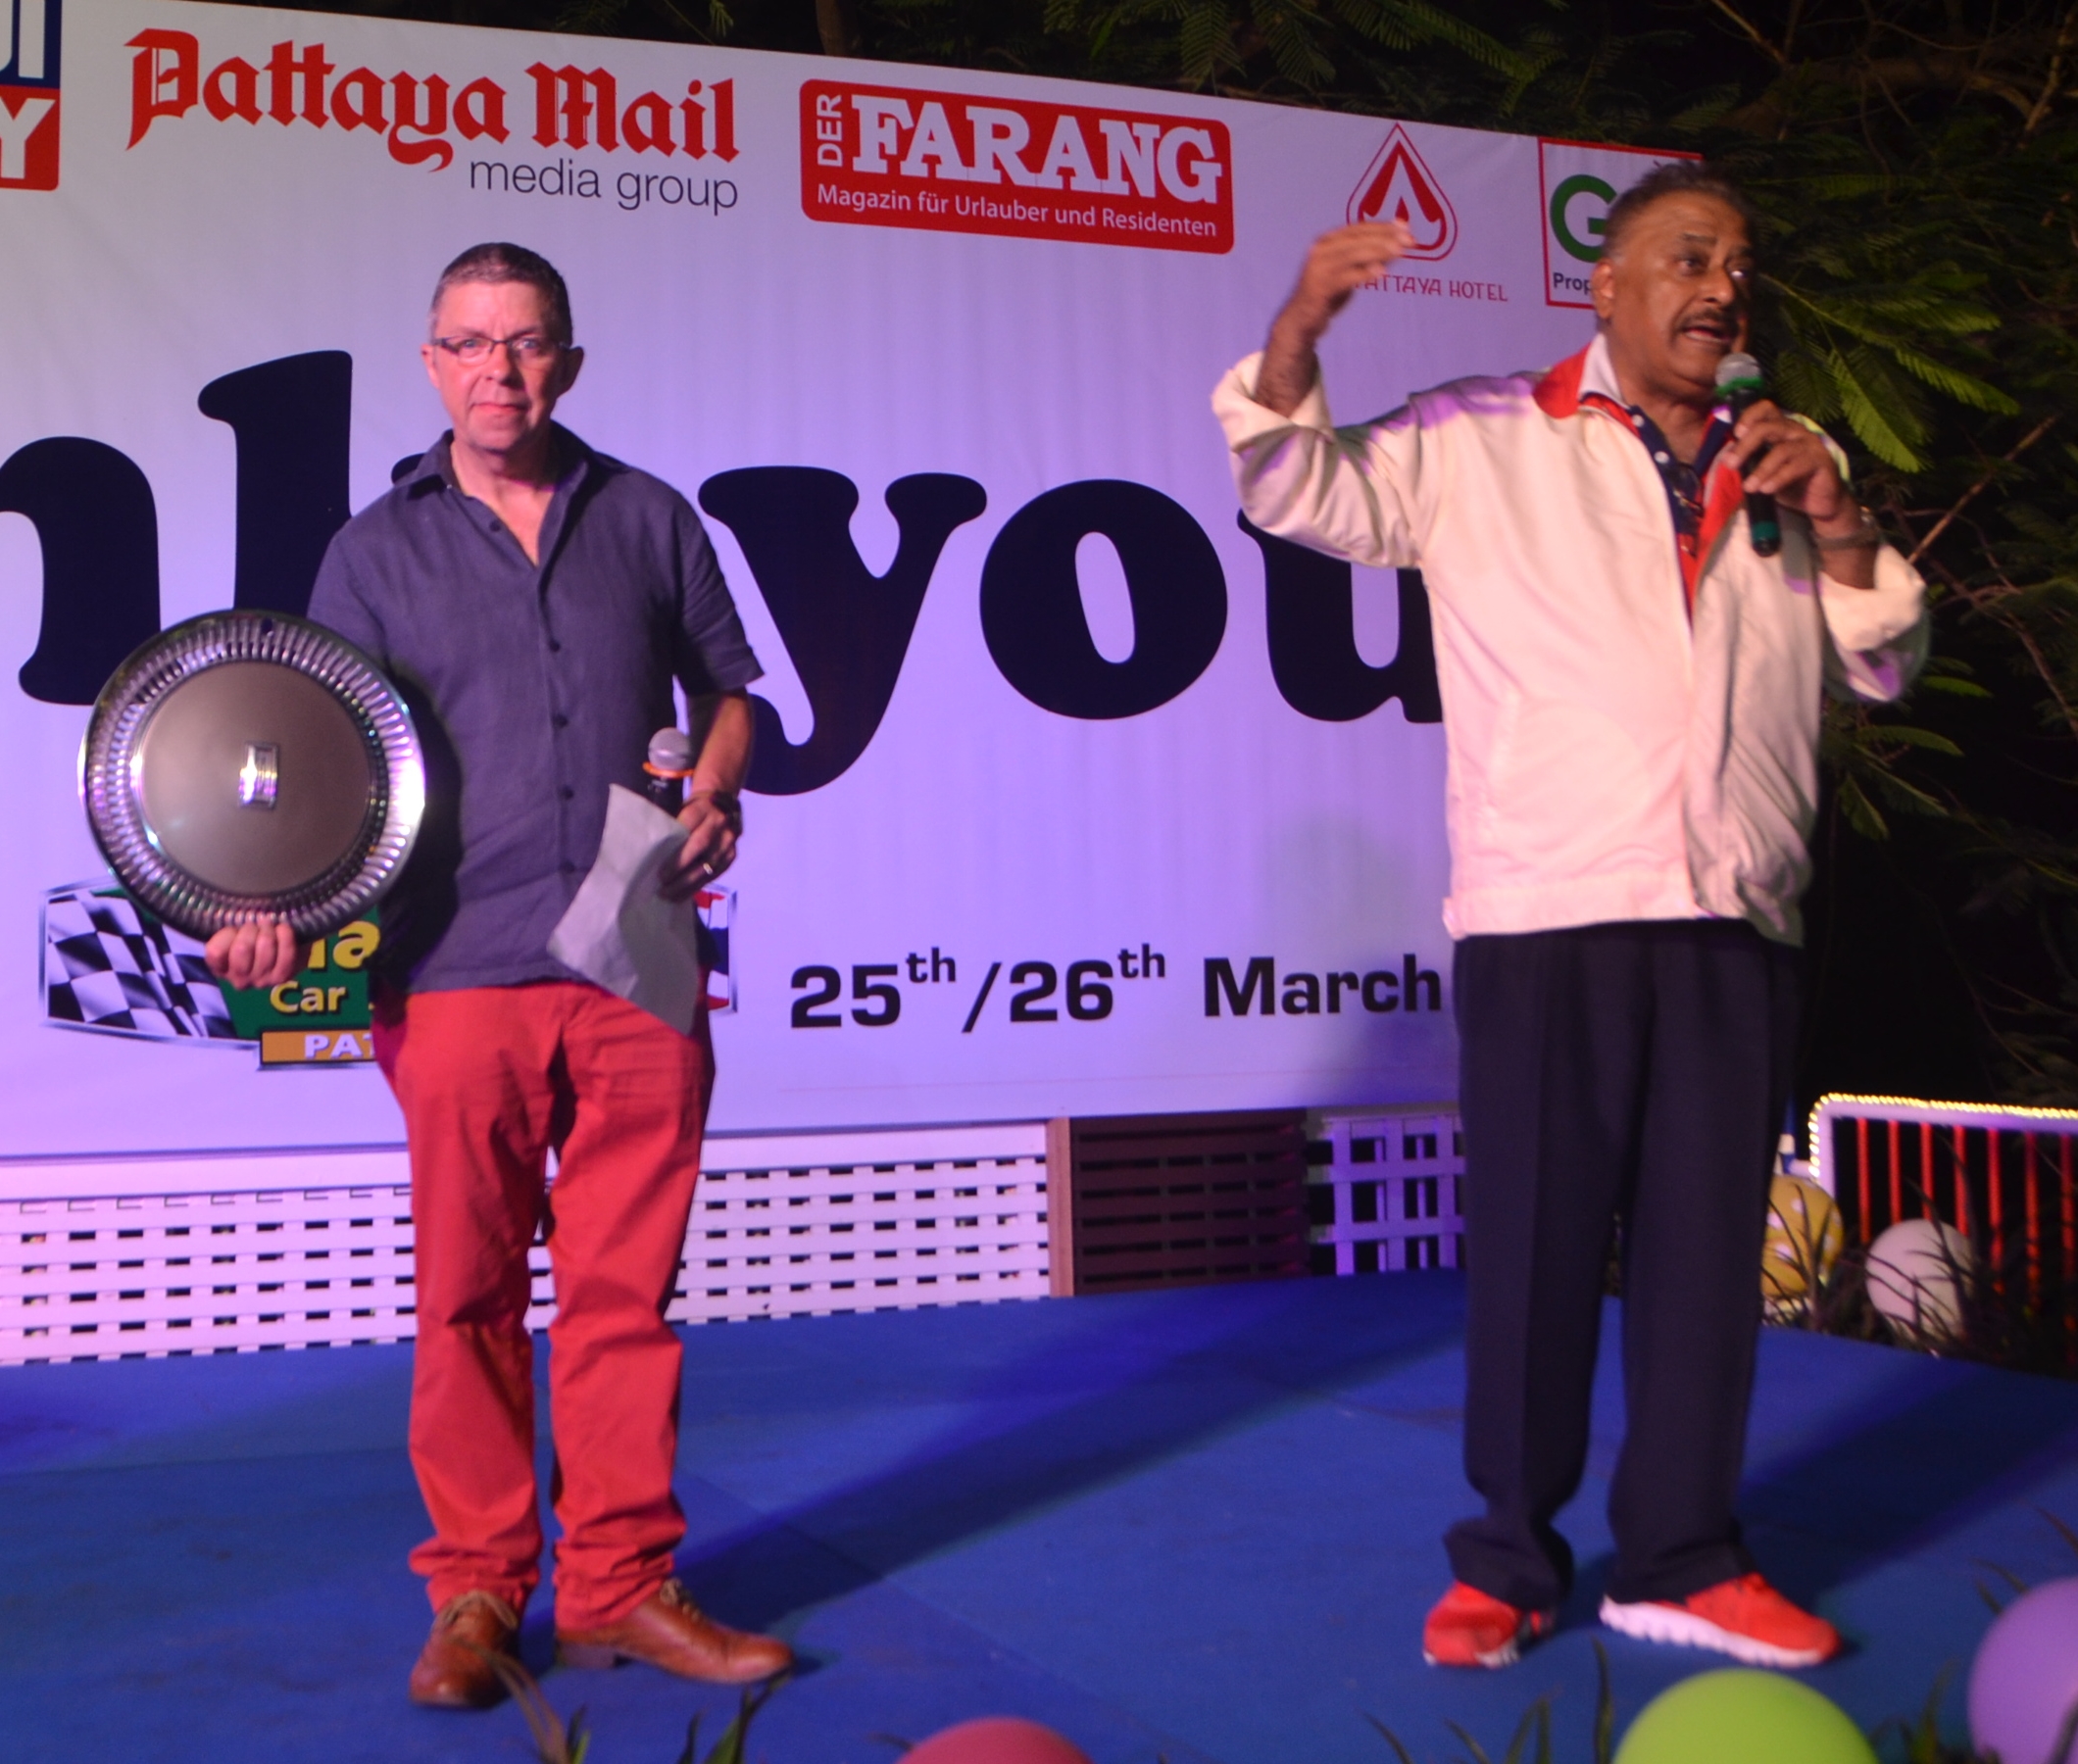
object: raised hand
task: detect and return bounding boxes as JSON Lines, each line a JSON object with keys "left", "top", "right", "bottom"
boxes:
{"left": 1257, "top": 221, "right": 1416, "bottom": 416}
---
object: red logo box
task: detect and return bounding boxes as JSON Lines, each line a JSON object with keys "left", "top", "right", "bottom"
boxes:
{"left": 802, "top": 78, "right": 1232, "bottom": 255}
{"left": 0, "top": 85, "right": 59, "bottom": 190}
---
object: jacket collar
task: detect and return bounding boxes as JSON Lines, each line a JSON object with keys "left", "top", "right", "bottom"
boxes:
{"left": 1532, "top": 333, "right": 1623, "bottom": 419}
{"left": 1533, "top": 333, "right": 1749, "bottom": 608}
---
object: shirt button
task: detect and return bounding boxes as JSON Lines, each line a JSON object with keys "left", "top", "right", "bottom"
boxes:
{"left": 560, "top": 786, "right": 575, "bottom": 801}
{"left": 548, "top": 638, "right": 563, "bottom": 653}
{"left": 552, "top": 713, "right": 569, "bottom": 729}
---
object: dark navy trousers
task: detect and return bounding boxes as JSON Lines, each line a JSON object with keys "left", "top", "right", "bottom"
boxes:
{"left": 1444, "top": 919, "right": 1800, "bottom": 1610}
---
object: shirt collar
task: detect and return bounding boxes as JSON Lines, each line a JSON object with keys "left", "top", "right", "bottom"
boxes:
{"left": 401, "top": 425, "right": 592, "bottom": 498}
{"left": 399, "top": 439, "right": 449, "bottom": 496}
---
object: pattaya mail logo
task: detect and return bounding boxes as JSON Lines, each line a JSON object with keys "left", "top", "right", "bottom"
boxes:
{"left": 802, "top": 79, "right": 1232, "bottom": 253}
{"left": 1346, "top": 123, "right": 1456, "bottom": 260}
{"left": 0, "top": 0, "right": 60, "bottom": 191}
{"left": 125, "top": 24, "right": 739, "bottom": 192}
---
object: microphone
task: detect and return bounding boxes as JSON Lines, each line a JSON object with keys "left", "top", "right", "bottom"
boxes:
{"left": 1714, "top": 352, "right": 1782, "bottom": 559}
{"left": 644, "top": 725, "right": 695, "bottom": 810}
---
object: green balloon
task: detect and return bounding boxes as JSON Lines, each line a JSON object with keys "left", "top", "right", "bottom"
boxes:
{"left": 1614, "top": 1670, "right": 1877, "bottom": 1764}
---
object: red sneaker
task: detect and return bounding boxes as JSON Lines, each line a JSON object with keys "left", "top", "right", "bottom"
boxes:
{"left": 1600, "top": 1572, "right": 1842, "bottom": 1668}
{"left": 1421, "top": 1581, "right": 1556, "bottom": 1668}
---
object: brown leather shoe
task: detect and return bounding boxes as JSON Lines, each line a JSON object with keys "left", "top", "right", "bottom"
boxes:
{"left": 408, "top": 1589, "right": 521, "bottom": 1709}
{"left": 556, "top": 1578, "right": 792, "bottom": 1684}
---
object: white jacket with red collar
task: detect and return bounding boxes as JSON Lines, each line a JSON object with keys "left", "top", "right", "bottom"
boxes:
{"left": 1213, "top": 334, "right": 1928, "bottom": 945}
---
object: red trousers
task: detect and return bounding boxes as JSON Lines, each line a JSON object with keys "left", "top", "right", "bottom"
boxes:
{"left": 373, "top": 980, "right": 711, "bottom": 1629}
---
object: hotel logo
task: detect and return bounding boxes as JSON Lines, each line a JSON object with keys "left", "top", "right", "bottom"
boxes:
{"left": 1347, "top": 124, "right": 1456, "bottom": 261}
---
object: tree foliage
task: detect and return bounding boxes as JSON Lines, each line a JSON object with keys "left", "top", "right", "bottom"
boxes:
{"left": 219, "top": 0, "right": 2078, "bottom": 1103}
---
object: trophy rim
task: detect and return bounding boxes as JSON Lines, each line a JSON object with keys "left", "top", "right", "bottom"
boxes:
{"left": 80, "top": 611, "right": 424, "bottom": 940}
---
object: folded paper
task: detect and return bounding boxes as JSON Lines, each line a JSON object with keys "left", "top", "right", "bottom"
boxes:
{"left": 549, "top": 784, "right": 706, "bottom": 1034}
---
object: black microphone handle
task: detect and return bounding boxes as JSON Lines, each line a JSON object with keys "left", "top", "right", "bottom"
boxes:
{"left": 1746, "top": 487, "right": 1782, "bottom": 558}
{"left": 1724, "top": 385, "right": 1783, "bottom": 559}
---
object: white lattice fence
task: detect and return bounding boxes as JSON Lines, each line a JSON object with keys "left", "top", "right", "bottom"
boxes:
{"left": 0, "top": 1123, "right": 1051, "bottom": 1365}
{"left": 1, "top": 1183, "right": 418, "bottom": 1361}
{"left": 1308, "top": 1107, "right": 1465, "bottom": 1274}
{"left": 677, "top": 1147, "right": 1050, "bottom": 1322}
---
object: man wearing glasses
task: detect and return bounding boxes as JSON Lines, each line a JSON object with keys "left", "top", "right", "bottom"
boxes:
{"left": 207, "top": 242, "right": 789, "bottom": 1707}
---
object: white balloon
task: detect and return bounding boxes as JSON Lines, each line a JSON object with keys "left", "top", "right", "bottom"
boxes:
{"left": 1865, "top": 1218, "right": 1975, "bottom": 1342}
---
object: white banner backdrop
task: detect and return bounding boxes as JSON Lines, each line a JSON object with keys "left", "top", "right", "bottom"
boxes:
{"left": 0, "top": 1, "right": 1680, "bottom": 1156}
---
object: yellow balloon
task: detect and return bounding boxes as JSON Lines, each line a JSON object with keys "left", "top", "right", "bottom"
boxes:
{"left": 1763, "top": 1175, "right": 1844, "bottom": 1305}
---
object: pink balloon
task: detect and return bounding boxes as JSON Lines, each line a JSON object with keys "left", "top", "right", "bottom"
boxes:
{"left": 904, "top": 1716, "right": 1095, "bottom": 1764}
{"left": 1970, "top": 1577, "right": 2078, "bottom": 1764}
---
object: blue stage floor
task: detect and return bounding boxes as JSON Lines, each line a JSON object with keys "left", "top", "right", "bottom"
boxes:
{"left": 5, "top": 1275, "right": 2077, "bottom": 1762}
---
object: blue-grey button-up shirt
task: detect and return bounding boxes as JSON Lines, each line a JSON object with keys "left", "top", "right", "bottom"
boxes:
{"left": 307, "top": 426, "right": 762, "bottom": 994}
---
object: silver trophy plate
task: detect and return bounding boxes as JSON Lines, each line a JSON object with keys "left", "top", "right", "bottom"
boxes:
{"left": 81, "top": 612, "right": 424, "bottom": 939}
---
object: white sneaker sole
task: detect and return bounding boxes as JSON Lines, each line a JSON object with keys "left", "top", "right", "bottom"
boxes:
{"left": 1599, "top": 1595, "right": 1829, "bottom": 1668}
{"left": 1420, "top": 1638, "right": 1521, "bottom": 1669}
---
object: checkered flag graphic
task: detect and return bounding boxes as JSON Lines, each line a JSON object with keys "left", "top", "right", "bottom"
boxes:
{"left": 41, "top": 884, "right": 241, "bottom": 1042}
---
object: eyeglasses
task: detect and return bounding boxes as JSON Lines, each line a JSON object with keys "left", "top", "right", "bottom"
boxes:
{"left": 431, "top": 334, "right": 565, "bottom": 366}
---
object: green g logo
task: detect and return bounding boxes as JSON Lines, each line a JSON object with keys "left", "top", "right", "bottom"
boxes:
{"left": 1550, "top": 172, "right": 1616, "bottom": 264}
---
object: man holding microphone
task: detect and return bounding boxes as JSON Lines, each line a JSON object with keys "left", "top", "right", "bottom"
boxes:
{"left": 209, "top": 242, "right": 789, "bottom": 1708}
{"left": 1215, "top": 164, "right": 1925, "bottom": 1669}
